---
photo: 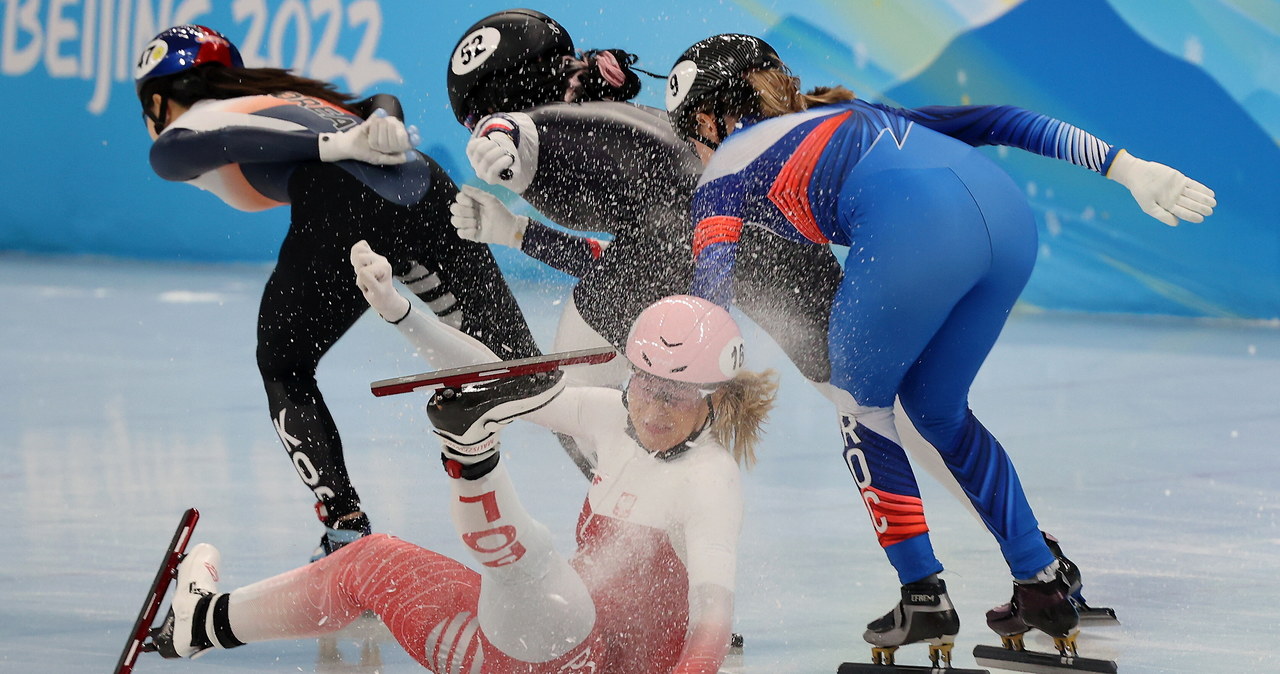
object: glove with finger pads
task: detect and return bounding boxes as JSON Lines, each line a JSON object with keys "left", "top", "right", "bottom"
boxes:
{"left": 466, "top": 112, "right": 539, "bottom": 193}
{"left": 449, "top": 185, "right": 529, "bottom": 249}
{"left": 1106, "top": 149, "right": 1216, "bottom": 226}
{"left": 319, "top": 109, "right": 414, "bottom": 165}
{"left": 350, "top": 240, "right": 411, "bottom": 323}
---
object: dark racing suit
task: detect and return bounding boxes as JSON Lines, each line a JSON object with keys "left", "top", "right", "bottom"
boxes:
{"left": 149, "top": 92, "right": 539, "bottom": 528}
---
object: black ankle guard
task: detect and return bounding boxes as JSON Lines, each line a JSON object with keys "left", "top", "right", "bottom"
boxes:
{"left": 442, "top": 452, "right": 500, "bottom": 480}
{"left": 189, "top": 594, "right": 215, "bottom": 651}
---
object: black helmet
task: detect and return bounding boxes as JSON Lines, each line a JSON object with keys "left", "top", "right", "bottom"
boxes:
{"left": 447, "top": 9, "right": 576, "bottom": 127}
{"left": 665, "top": 34, "right": 783, "bottom": 144}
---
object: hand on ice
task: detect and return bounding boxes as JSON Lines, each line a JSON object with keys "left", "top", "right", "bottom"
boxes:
{"left": 450, "top": 185, "right": 529, "bottom": 249}
{"left": 1107, "top": 149, "right": 1216, "bottom": 226}
{"left": 319, "top": 109, "right": 416, "bottom": 165}
{"left": 350, "top": 240, "right": 411, "bottom": 323}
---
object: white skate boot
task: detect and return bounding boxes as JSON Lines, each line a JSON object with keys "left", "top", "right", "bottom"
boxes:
{"left": 152, "top": 543, "right": 227, "bottom": 659}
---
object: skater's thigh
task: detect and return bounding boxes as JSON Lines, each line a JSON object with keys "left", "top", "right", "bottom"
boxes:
{"left": 828, "top": 170, "right": 988, "bottom": 406}
{"left": 333, "top": 535, "right": 488, "bottom": 671}
{"left": 897, "top": 171, "right": 1037, "bottom": 447}
{"left": 257, "top": 213, "right": 368, "bottom": 377}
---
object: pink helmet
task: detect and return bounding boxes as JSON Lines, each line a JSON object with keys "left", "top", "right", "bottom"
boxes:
{"left": 626, "top": 296, "right": 745, "bottom": 385}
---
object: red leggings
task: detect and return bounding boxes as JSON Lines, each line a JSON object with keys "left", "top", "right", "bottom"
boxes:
{"left": 227, "top": 534, "right": 604, "bottom": 673}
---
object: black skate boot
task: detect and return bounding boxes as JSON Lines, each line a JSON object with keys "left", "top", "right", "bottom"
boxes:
{"left": 311, "top": 510, "right": 372, "bottom": 563}
{"left": 974, "top": 562, "right": 1117, "bottom": 673}
{"left": 840, "top": 576, "right": 966, "bottom": 672}
{"left": 985, "top": 562, "right": 1079, "bottom": 652}
{"left": 428, "top": 370, "right": 565, "bottom": 480}
{"left": 1042, "top": 532, "right": 1118, "bottom": 626}
{"left": 308, "top": 510, "right": 385, "bottom": 671}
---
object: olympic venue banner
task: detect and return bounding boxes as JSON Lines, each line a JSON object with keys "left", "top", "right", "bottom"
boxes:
{"left": 2, "top": 0, "right": 1277, "bottom": 319}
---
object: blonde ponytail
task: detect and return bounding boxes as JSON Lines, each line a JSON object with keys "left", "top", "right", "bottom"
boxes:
{"left": 710, "top": 369, "right": 780, "bottom": 469}
{"left": 745, "top": 69, "right": 856, "bottom": 118}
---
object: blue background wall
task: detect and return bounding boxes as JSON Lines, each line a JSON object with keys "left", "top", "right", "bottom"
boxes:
{"left": 2, "top": 0, "right": 1277, "bottom": 318}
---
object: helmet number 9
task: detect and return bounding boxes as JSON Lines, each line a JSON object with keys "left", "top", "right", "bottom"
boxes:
{"left": 664, "top": 60, "right": 699, "bottom": 113}
{"left": 452, "top": 27, "right": 502, "bottom": 76}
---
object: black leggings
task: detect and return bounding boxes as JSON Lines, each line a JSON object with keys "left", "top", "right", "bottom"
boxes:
{"left": 256, "top": 160, "right": 539, "bottom": 523}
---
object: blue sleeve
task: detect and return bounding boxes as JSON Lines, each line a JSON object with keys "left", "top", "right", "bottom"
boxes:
{"left": 866, "top": 102, "right": 1121, "bottom": 174}
{"left": 149, "top": 126, "right": 322, "bottom": 181}
{"left": 689, "top": 176, "right": 747, "bottom": 308}
{"left": 520, "top": 220, "right": 607, "bottom": 279}
{"left": 691, "top": 236, "right": 739, "bottom": 308}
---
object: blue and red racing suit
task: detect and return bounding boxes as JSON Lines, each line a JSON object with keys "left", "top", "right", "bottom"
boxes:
{"left": 690, "top": 100, "right": 1118, "bottom": 583}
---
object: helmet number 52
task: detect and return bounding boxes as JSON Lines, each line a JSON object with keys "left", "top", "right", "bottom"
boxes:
{"left": 459, "top": 36, "right": 487, "bottom": 66}
{"left": 452, "top": 27, "right": 502, "bottom": 75}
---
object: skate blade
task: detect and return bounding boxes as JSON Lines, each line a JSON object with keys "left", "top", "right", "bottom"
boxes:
{"left": 316, "top": 635, "right": 383, "bottom": 674}
{"left": 113, "top": 508, "right": 200, "bottom": 674}
{"left": 316, "top": 613, "right": 387, "bottom": 674}
{"left": 329, "top": 611, "right": 394, "bottom": 643}
{"left": 1075, "top": 606, "right": 1120, "bottom": 627}
{"left": 972, "top": 644, "right": 1117, "bottom": 673}
{"left": 838, "top": 662, "right": 989, "bottom": 673}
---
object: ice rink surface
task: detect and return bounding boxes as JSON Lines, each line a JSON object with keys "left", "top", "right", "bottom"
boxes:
{"left": 1, "top": 255, "right": 1277, "bottom": 673}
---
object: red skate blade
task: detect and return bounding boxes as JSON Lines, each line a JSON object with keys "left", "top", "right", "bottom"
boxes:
{"left": 369, "top": 347, "right": 617, "bottom": 397}
{"left": 113, "top": 508, "right": 200, "bottom": 674}
{"left": 973, "top": 644, "right": 1117, "bottom": 673}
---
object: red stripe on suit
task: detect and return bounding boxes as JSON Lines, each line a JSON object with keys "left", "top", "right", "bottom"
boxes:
{"left": 767, "top": 110, "right": 852, "bottom": 244}
{"left": 692, "top": 215, "right": 744, "bottom": 259}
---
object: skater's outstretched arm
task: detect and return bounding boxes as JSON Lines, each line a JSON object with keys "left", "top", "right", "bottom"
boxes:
{"left": 675, "top": 584, "right": 734, "bottom": 674}
{"left": 351, "top": 240, "right": 500, "bottom": 369}
{"left": 465, "top": 104, "right": 700, "bottom": 218}
{"left": 868, "top": 102, "right": 1217, "bottom": 226}
{"left": 450, "top": 185, "right": 610, "bottom": 278}
{"left": 152, "top": 108, "right": 417, "bottom": 181}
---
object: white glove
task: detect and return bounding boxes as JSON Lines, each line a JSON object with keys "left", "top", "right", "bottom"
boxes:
{"left": 1106, "top": 149, "right": 1216, "bottom": 226}
{"left": 350, "top": 240, "right": 411, "bottom": 323}
{"left": 466, "top": 113, "right": 539, "bottom": 193}
{"left": 319, "top": 109, "right": 417, "bottom": 165}
{"left": 450, "top": 185, "right": 529, "bottom": 249}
